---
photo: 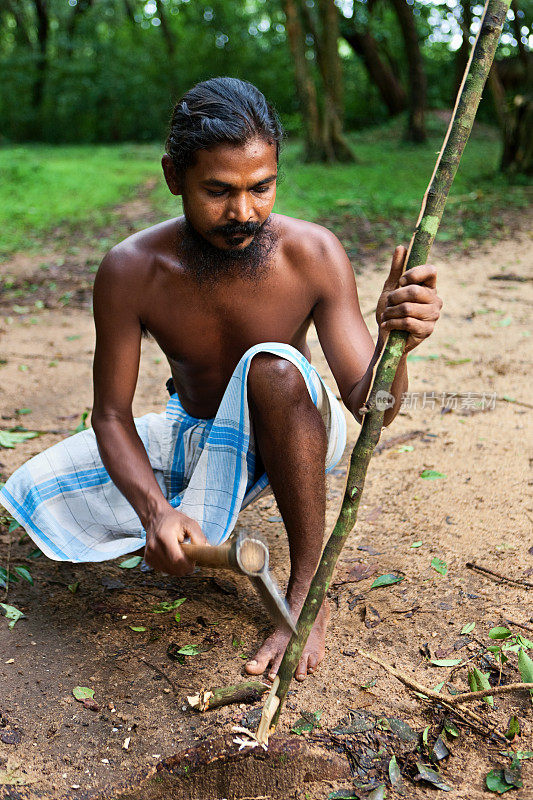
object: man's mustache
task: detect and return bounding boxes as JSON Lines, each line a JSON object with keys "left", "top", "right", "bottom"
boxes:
{"left": 208, "top": 221, "right": 262, "bottom": 238}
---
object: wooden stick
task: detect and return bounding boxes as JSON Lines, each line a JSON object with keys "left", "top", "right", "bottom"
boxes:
{"left": 258, "top": 0, "right": 512, "bottom": 740}
{"left": 187, "top": 681, "right": 269, "bottom": 712}
{"left": 466, "top": 562, "right": 533, "bottom": 589}
{"left": 445, "top": 683, "right": 533, "bottom": 704}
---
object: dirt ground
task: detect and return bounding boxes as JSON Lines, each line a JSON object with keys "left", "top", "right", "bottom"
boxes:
{"left": 0, "top": 203, "right": 532, "bottom": 799}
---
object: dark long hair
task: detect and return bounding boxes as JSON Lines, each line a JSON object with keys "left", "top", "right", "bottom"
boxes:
{"left": 165, "top": 77, "right": 283, "bottom": 174}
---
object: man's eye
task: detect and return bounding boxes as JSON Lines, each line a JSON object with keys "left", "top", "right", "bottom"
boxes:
{"left": 207, "top": 189, "right": 227, "bottom": 197}
{"left": 253, "top": 186, "right": 270, "bottom": 194}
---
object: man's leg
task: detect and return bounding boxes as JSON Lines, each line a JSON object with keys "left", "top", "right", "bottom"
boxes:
{"left": 244, "top": 353, "right": 329, "bottom": 682}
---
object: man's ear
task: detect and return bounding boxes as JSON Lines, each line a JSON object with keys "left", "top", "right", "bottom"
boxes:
{"left": 161, "top": 154, "right": 182, "bottom": 196}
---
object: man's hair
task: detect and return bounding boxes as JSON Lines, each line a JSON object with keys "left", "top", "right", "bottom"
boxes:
{"left": 165, "top": 77, "right": 283, "bottom": 175}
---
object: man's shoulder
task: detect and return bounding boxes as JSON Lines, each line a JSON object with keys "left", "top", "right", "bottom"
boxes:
{"left": 274, "top": 214, "right": 351, "bottom": 283}
{"left": 276, "top": 214, "right": 343, "bottom": 256}
{"left": 99, "top": 218, "right": 180, "bottom": 279}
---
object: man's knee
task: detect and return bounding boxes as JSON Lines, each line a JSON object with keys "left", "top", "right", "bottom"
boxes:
{"left": 248, "top": 353, "right": 311, "bottom": 411}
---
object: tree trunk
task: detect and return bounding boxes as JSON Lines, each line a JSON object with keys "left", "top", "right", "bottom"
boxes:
{"left": 31, "top": 0, "right": 49, "bottom": 122}
{"left": 316, "top": 0, "right": 354, "bottom": 161}
{"left": 283, "top": 0, "right": 322, "bottom": 161}
{"left": 488, "top": 61, "right": 532, "bottom": 174}
{"left": 155, "top": 0, "right": 176, "bottom": 58}
{"left": 342, "top": 26, "right": 407, "bottom": 116}
{"left": 454, "top": 0, "right": 473, "bottom": 100}
{"left": 390, "top": 0, "right": 427, "bottom": 142}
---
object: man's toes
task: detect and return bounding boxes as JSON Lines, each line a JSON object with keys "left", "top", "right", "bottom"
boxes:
{"left": 295, "top": 653, "right": 310, "bottom": 682}
{"left": 245, "top": 645, "right": 274, "bottom": 676}
{"left": 267, "top": 653, "right": 284, "bottom": 682}
{"left": 307, "top": 653, "right": 319, "bottom": 675}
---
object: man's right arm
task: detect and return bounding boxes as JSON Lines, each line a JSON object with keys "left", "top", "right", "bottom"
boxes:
{"left": 91, "top": 249, "right": 206, "bottom": 574}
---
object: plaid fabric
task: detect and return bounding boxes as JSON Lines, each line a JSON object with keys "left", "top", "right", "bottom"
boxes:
{"left": 0, "top": 343, "right": 346, "bottom": 562}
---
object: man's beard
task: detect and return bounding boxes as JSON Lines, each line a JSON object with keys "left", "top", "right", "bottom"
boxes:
{"left": 178, "top": 216, "right": 278, "bottom": 285}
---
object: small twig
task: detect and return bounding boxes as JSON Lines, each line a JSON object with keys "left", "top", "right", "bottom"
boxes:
{"left": 497, "top": 396, "right": 533, "bottom": 410}
{"left": 445, "top": 683, "right": 533, "bottom": 704}
{"left": 138, "top": 657, "right": 189, "bottom": 695}
{"left": 374, "top": 429, "right": 427, "bottom": 455}
{"left": 356, "top": 648, "right": 499, "bottom": 738}
{"left": 466, "top": 562, "right": 533, "bottom": 589}
{"left": 503, "top": 617, "right": 533, "bottom": 634}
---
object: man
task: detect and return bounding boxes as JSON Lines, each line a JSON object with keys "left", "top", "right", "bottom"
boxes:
{"left": 0, "top": 77, "right": 442, "bottom": 681}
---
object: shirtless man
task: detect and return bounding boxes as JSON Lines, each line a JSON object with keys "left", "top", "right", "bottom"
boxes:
{"left": 1, "top": 78, "right": 442, "bottom": 681}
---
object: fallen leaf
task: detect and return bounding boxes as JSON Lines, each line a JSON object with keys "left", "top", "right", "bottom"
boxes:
{"left": 505, "top": 716, "right": 520, "bottom": 740}
{"left": 176, "top": 644, "right": 201, "bottom": 656}
{"left": 388, "top": 755, "right": 401, "bottom": 787}
{"left": 0, "top": 430, "right": 39, "bottom": 449}
{"left": 461, "top": 622, "right": 475, "bottom": 635}
{"left": 489, "top": 627, "right": 512, "bottom": 639}
{"left": 291, "top": 710, "right": 322, "bottom": 735}
{"left": 118, "top": 555, "right": 143, "bottom": 569}
{"left": 430, "top": 659, "right": 462, "bottom": 667}
{"left": 327, "top": 791, "right": 358, "bottom": 800}
{"left": 73, "top": 686, "right": 95, "bottom": 701}
{"left": 129, "top": 626, "right": 146, "bottom": 632}
{"left": 346, "top": 563, "right": 379, "bottom": 582}
{"left": 431, "top": 734, "right": 450, "bottom": 762}
{"left": 443, "top": 719, "right": 459, "bottom": 738}
{"left": 411, "top": 541, "right": 423, "bottom": 548}
{"left": 367, "top": 787, "right": 387, "bottom": 800}
{"left": 68, "top": 582, "right": 79, "bottom": 594}
{"left": 415, "top": 762, "right": 452, "bottom": 791}
{"left": 0, "top": 603, "right": 25, "bottom": 628}
{"left": 485, "top": 769, "right": 515, "bottom": 794}
{"left": 151, "top": 598, "right": 186, "bottom": 613}
{"left": 370, "top": 574, "right": 404, "bottom": 589}
{"left": 471, "top": 667, "right": 493, "bottom": 706}
{"left": 420, "top": 469, "right": 446, "bottom": 480}
{"left": 517, "top": 648, "right": 533, "bottom": 693}
{"left": 431, "top": 557, "right": 448, "bottom": 576}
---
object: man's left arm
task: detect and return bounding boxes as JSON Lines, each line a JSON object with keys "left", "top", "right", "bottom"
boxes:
{"left": 312, "top": 237, "right": 442, "bottom": 426}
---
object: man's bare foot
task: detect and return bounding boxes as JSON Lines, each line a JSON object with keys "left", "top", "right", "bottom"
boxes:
{"left": 245, "top": 600, "right": 330, "bottom": 682}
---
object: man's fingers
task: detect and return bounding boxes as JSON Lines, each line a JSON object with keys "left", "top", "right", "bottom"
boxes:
{"left": 184, "top": 518, "right": 208, "bottom": 546}
{"left": 382, "top": 245, "right": 408, "bottom": 291}
{"left": 381, "top": 301, "right": 440, "bottom": 322}
{"left": 399, "top": 263, "right": 437, "bottom": 288}
{"left": 386, "top": 284, "right": 436, "bottom": 306}
{"left": 380, "top": 317, "right": 434, "bottom": 337}
{"left": 144, "top": 537, "right": 194, "bottom": 576}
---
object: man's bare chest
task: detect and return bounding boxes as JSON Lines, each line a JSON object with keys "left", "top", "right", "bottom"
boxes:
{"left": 140, "top": 263, "right": 316, "bottom": 384}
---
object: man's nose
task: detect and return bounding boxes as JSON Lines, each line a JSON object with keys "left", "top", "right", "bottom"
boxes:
{"left": 226, "top": 192, "right": 252, "bottom": 222}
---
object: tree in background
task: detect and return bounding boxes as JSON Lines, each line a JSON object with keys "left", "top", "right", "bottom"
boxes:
{"left": 389, "top": 0, "right": 428, "bottom": 141}
{"left": 340, "top": 0, "right": 407, "bottom": 117}
{"left": 284, "top": 0, "right": 354, "bottom": 161}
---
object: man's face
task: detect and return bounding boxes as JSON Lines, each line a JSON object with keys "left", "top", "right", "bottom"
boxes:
{"left": 166, "top": 136, "right": 278, "bottom": 252}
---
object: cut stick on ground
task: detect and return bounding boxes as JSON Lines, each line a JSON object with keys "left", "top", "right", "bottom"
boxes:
{"left": 187, "top": 681, "right": 269, "bottom": 712}
{"left": 466, "top": 562, "right": 533, "bottom": 589}
{"left": 257, "top": 0, "right": 512, "bottom": 744}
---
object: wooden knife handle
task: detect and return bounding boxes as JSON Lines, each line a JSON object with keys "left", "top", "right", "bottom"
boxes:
{"left": 181, "top": 542, "right": 232, "bottom": 570}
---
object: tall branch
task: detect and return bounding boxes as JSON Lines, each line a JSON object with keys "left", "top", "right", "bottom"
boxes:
{"left": 257, "top": 0, "right": 512, "bottom": 743}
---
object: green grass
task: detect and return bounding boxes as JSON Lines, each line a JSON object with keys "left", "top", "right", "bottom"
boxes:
{"left": 0, "top": 143, "right": 163, "bottom": 256}
{"left": 1, "top": 116, "right": 530, "bottom": 259}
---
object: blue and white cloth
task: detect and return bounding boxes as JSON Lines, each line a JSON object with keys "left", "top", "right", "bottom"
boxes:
{"left": 0, "top": 343, "right": 346, "bottom": 563}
